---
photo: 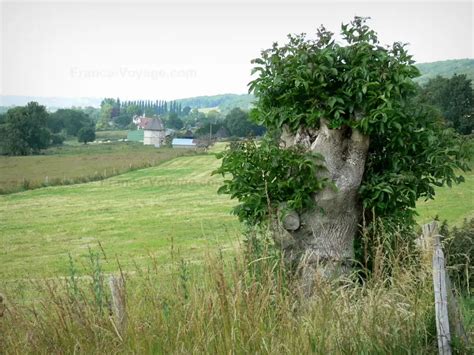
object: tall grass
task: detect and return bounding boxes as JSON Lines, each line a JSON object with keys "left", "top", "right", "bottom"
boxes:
{"left": 0, "top": 231, "right": 439, "bottom": 354}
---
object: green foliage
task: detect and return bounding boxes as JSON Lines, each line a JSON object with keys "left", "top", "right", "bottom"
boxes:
{"left": 50, "top": 133, "right": 66, "bottom": 146}
{"left": 2, "top": 102, "right": 51, "bottom": 155}
{"left": 114, "top": 113, "right": 133, "bottom": 129}
{"left": 77, "top": 126, "right": 96, "bottom": 144}
{"left": 241, "top": 17, "right": 470, "bottom": 233}
{"left": 182, "top": 105, "right": 191, "bottom": 116}
{"left": 78, "top": 106, "right": 101, "bottom": 123}
{"left": 214, "top": 138, "right": 328, "bottom": 225}
{"left": 193, "top": 108, "right": 264, "bottom": 139}
{"left": 167, "top": 112, "right": 184, "bottom": 130}
{"left": 417, "top": 74, "right": 473, "bottom": 134}
{"left": 97, "top": 100, "right": 113, "bottom": 130}
{"left": 125, "top": 104, "right": 142, "bottom": 117}
{"left": 0, "top": 123, "right": 7, "bottom": 154}
{"left": 360, "top": 102, "right": 471, "bottom": 228}
{"left": 195, "top": 122, "right": 225, "bottom": 138}
{"left": 249, "top": 17, "right": 419, "bottom": 135}
{"left": 48, "top": 108, "right": 94, "bottom": 136}
{"left": 440, "top": 218, "right": 474, "bottom": 294}
{"left": 87, "top": 246, "right": 107, "bottom": 314}
{"left": 224, "top": 107, "right": 265, "bottom": 137}
{"left": 183, "top": 108, "right": 206, "bottom": 128}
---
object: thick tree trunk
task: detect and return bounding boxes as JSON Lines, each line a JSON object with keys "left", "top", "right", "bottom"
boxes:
{"left": 275, "top": 120, "right": 370, "bottom": 293}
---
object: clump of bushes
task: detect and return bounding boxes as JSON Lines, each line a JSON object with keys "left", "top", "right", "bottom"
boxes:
{"left": 440, "top": 218, "right": 474, "bottom": 294}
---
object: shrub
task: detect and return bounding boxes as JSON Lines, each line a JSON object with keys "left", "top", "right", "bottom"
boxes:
{"left": 78, "top": 127, "right": 96, "bottom": 144}
{"left": 440, "top": 218, "right": 474, "bottom": 294}
{"left": 51, "top": 133, "right": 65, "bottom": 146}
{"left": 214, "top": 138, "right": 329, "bottom": 226}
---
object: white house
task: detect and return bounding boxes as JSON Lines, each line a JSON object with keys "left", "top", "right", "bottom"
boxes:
{"left": 133, "top": 115, "right": 166, "bottom": 147}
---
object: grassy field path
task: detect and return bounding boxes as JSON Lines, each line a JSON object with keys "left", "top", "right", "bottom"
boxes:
{"left": 0, "top": 154, "right": 240, "bottom": 279}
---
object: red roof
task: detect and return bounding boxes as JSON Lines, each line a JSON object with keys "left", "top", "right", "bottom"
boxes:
{"left": 135, "top": 116, "right": 164, "bottom": 131}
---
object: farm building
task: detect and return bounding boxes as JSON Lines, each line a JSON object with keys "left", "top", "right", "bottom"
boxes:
{"left": 131, "top": 115, "right": 166, "bottom": 147}
{"left": 172, "top": 138, "right": 197, "bottom": 148}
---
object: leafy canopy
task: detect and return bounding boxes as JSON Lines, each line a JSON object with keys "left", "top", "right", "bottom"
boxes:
{"left": 217, "top": 17, "right": 470, "bottom": 229}
{"left": 2, "top": 102, "right": 51, "bottom": 155}
{"left": 77, "top": 126, "right": 96, "bottom": 144}
{"left": 48, "top": 109, "right": 94, "bottom": 136}
{"left": 249, "top": 17, "right": 419, "bottom": 135}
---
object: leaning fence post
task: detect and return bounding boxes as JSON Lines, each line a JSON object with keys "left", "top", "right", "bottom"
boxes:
{"left": 109, "top": 275, "right": 127, "bottom": 337}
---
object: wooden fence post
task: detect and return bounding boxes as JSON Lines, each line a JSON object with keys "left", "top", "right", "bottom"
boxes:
{"left": 432, "top": 232, "right": 452, "bottom": 355}
{"left": 421, "top": 222, "right": 452, "bottom": 354}
{"left": 109, "top": 275, "right": 127, "bottom": 338}
{"left": 421, "top": 221, "right": 472, "bottom": 353}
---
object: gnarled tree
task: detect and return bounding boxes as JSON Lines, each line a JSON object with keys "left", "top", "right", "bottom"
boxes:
{"left": 215, "top": 18, "right": 470, "bottom": 289}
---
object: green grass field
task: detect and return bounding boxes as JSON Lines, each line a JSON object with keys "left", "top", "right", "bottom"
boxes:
{"left": 0, "top": 142, "right": 195, "bottom": 194}
{"left": 416, "top": 170, "right": 474, "bottom": 226}
{"left": 1, "top": 140, "right": 472, "bottom": 280}
{"left": 0, "top": 154, "right": 240, "bottom": 279}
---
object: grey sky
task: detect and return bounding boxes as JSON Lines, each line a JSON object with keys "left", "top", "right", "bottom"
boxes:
{"left": 1, "top": 0, "right": 472, "bottom": 100}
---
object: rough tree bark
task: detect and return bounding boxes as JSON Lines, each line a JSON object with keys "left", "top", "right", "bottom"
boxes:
{"left": 275, "top": 119, "right": 370, "bottom": 292}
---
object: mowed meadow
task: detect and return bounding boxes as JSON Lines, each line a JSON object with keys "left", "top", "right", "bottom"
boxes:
{"left": 0, "top": 140, "right": 472, "bottom": 281}
{"left": 0, "top": 141, "right": 473, "bottom": 353}
{"left": 0, "top": 142, "right": 194, "bottom": 194}
{"left": 0, "top": 151, "right": 240, "bottom": 281}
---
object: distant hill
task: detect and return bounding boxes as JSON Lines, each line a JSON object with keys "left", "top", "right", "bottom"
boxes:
{"left": 0, "top": 95, "right": 102, "bottom": 110}
{"left": 415, "top": 58, "right": 474, "bottom": 86}
{"left": 1, "top": 59, "right": 472, "bottom": 111}
{"left": 175, "top": 93, "right": 255, "bottom": 112}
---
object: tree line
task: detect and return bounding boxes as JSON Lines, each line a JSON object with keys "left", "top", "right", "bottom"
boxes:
{"left": 97, "top": 98, "right": 188, "bottom": 130}
{"left": 0, "top": 103, "right": 96, "bottom": 155}
{"left": 97, "top": 97, "right": 265, "bottom": 136}
{"left": 0, "top": 103, "right": 264, "bottom": 155}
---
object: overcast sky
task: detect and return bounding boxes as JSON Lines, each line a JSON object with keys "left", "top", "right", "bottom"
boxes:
{"left": 1, "top": 0, "right": 472, "bottom": 100}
